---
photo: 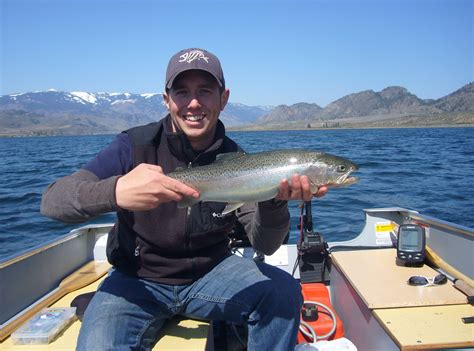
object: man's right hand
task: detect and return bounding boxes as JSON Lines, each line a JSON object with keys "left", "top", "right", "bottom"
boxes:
{"left": 115, "top": 163, "right": 199, "bottom": 211}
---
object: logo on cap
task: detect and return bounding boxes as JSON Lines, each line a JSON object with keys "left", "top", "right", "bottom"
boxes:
{"left": 178, "top": 50, "right": 210, "bottom": 64}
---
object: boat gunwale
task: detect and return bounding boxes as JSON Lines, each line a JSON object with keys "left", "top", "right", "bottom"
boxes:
{"left": 0, "top": 223, "right": 114, "bottom": 268}
{"left": 364, "top": 207, "right": 474, "bottom": 238}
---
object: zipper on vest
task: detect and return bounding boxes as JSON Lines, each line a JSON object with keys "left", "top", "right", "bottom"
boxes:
{"left": 184, "top": 161, "right": 193, "bottom": 254}
{"left": 184, "top": 200, "right": 196, "bottom": 278}
{"left": 185, "top": 206, "right": 192, "bottom": 252}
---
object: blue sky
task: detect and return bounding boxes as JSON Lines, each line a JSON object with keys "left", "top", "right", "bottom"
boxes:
{"left": 1, "top": 0, "right": 472, "bottom": 106}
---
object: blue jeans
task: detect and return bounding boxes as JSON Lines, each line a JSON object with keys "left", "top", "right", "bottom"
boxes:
{"left": 76, "top": 254, "right": 303, "bottom": 351}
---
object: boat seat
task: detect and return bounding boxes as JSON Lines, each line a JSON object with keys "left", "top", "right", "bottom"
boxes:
{"left": 0, "top": 261, "right": 211, "bottom": 350}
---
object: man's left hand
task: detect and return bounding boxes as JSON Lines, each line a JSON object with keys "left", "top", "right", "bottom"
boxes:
{"left": 276, "top": 174, "right": 328, "bottom": 201}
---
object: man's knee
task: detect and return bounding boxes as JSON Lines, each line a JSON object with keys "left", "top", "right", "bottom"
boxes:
{"left": 276, "top": 273, "right": 303, "bottom": 309}
{"left": 259, "top": 265, "right": 303, "bottom": 315}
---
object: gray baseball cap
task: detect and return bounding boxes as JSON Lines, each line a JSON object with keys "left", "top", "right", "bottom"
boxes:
{"left": 165, "top": 48, "right": 225, "bottom": 90}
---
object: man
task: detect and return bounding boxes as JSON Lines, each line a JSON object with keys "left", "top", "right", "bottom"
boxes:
{"left": 41, "top": 48, "right": 328, "bottom": 350}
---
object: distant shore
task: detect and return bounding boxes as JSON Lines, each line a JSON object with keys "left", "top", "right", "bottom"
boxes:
{"left": 1, "top": 122, "right": 473, "bottom": 138}
{"left": 231, "top": 112, "right": 474, "bottom": 131}
{"left": 228, "top": 123, "right": 474, "bottom": 132}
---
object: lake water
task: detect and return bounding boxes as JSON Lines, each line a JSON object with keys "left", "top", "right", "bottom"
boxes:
{"left": 1, "top": 127, "right": 473, "bottom": 261}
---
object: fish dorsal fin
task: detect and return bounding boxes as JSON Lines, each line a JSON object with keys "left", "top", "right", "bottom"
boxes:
{"left": 174, "top": 166, "right": 186, "bottom": 172}
{"left": 214, "top": 152, "right": 246, "bottom": 163}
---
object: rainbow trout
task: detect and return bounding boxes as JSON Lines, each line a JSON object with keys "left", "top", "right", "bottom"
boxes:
{"left": 169, "top": 149, "right": 358, "bottom": 214}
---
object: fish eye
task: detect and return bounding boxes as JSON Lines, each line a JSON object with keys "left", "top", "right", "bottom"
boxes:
{"left": 337, "top": 165, "right": 347, "bottom": 172}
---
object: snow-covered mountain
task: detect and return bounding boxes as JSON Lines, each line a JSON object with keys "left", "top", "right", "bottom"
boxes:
{"left": 0, "top": 90, "right": 270, "bottom": 135}
{"left": 1, "top": 90, "right": 166, "bottom": 114}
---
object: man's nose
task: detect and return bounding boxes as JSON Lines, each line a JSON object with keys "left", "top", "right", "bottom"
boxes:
{"left": 188, "top": 97, "right": 201, "bottom": 109}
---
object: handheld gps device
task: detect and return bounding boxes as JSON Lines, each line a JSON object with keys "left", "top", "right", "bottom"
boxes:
{"left": 397, "top": 224, "right": 426, "bottom": 265}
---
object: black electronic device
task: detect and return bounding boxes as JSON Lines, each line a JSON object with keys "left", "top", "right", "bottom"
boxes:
{"left": 396, "top": 224, "right": 426, "bottom": 266}
{"left": 297, "top": 201, "right": 330, "bottom": 283}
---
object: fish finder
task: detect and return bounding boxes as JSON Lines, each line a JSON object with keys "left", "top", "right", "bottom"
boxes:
{"left": 397, "top": 224, "right": 426, "bottom": 266}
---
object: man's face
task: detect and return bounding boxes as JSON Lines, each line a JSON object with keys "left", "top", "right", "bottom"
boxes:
{"left": 163, "top": 70, "right": 229, "bottom": 150}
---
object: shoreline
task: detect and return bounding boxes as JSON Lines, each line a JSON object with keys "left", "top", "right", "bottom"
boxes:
{"left": 227, "top": 123, "right": 474, "bottom": 132}
{"left": 1, "top": 123, "right": 473, "bottom": 138}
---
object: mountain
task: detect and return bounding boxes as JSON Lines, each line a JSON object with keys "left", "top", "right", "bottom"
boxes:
{"left": 0, "top": 91, "right": 165, "bottom": 135}
{"left": 1, "top": 83, "right": 473, "bottom": 136}
{"left": 255, "top": 83, "right": 473, "bottom": 126}
{"left": 257, "top": 103, "right": 323, "bottom": 124}
{"left": 220, "top": 103, "right": 272, "bottom": 126}
{"left": 0, "top": 90, "right": 269, "bottom": 136}
{"left": 0, "top": 90, "right": 166, "bottom": 115}
{"left": 432, "top": 82, "right": 474, "bottom": 112}
{"left": 320, "top": 86, "right": 440, "bottom": 119}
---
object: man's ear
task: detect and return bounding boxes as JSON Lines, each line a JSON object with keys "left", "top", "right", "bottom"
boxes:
{"left": 220, "top": 89, "right": 230, "bottom": 111}
{"left": 163, "top": 91, "right": 170, "bottom": 110}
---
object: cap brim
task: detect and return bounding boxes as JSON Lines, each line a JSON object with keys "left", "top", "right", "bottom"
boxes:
{"left": 166, "top": 68, "right": 223, "bottom": 90}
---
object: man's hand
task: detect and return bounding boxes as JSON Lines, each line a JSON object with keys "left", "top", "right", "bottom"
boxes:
{"left": 276, "top": 174, "right": 328, "bottom": 201}
{"left": 115, "top": 163, "right": 199, "bottom": 211}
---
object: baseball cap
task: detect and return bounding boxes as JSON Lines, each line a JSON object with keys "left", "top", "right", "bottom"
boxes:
{"left": 165, "top": 48, "right": 225, "bottom": 90}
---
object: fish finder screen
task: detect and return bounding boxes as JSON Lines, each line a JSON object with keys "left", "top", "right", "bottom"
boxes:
{"left": 400, "top": 229, "right": 422, "bottom": 251}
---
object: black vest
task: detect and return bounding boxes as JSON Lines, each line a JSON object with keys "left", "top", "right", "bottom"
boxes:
{"left": 106, "top": 116, "right": 241, "bottom": 284}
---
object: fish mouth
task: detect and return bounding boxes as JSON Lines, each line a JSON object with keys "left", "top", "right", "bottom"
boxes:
{"left": 329, "top": 176, "right": 358, "bottom": 188}
{"left": 333, "top": 172, "right": 359, "bottom": 187}
{"left": 342, "top": 176, "right": 359, "bottom": 185}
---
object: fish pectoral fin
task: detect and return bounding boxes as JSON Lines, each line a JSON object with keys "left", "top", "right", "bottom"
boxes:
{"left": 222, "top": 202, "right": 245, "bottom": 215}
{"left": 177, "top": 196, "right": 200, "bottom": 209}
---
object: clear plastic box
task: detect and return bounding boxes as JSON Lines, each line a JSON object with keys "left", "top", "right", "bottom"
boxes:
{"left": 11, "top": 307, "right": 77, "bottom": 344}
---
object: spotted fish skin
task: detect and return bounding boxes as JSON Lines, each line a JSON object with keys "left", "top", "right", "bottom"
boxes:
{"left": 168, "top": 149, "right": 358, "bottom": 213}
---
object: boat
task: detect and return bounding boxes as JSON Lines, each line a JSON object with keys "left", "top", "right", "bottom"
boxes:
{"left": 0, "top": 206, "right": 473, "bottom": 350}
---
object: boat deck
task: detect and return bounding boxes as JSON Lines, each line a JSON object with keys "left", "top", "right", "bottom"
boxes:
{"left": 0, "top": 262, "right": 211, "bottom": 350}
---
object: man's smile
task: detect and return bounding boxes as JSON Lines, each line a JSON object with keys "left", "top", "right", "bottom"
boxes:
{"left": 183, "top": 114, "right": 205, "bottom": 122}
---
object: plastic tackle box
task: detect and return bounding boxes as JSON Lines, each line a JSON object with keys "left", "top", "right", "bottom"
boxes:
{"left": 11, "top": 307, "right": 77, "bottom": 344}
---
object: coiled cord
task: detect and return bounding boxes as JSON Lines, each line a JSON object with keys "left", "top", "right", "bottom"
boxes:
{"left": 299, "top": 300, "right": 337, "bottom": 342}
